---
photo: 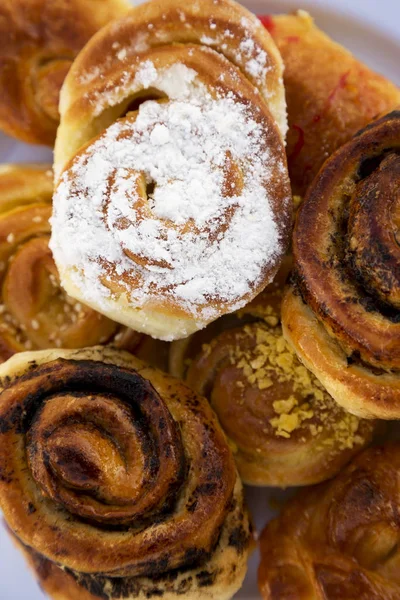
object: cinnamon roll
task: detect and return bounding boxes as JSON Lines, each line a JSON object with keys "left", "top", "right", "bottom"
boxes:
{"left": 259, "top": 443, "right": 400, "bottom": 599}
{"left": 0, "top": 165, "right": 141, "bottom": 361}
{"left": 170, "top": 262, "right": 377, "bottom": 487}
{"left": 259, "top": 11, "right": 400, "bottom": 196}
{"left": 283, "top": 111, "right": 400, "bottom": 419}
{"left": 0, "top": 347, "right": 252, "bottom": 600}
{"left": 51, "top": 0, "right": 291, "bottom": 341}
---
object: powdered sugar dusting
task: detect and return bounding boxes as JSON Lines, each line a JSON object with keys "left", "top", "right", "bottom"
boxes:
{"left": 199, "top": 16, "right": 271, "bottom": 87}
{"left": 51, "top": 63, "right": 286, "bottom": 339}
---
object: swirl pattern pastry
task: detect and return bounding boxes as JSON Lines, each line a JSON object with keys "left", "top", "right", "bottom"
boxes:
{"left": 51, "top": 1, "right": 291, "bottom": 341}
{"left": 259, "top": 11, "right": 400, "bottom": 196}
{"left": 170, "top": 262, "right": 377, "bottom": 487}
{"left": 284, "top": 111, "right": 400, "bottom": 419}
{"left": 0, "top": 165, "right": 141, "bottom": 360}
{"left": 0, "top": 0, "right": 130, "bottom": 145}
{"left": 259, "top": 443, "right": 400, "bottom": 600}
{"left": 0, "top": 347, "right": 251, "bottom": 600}
{"left": 54, "top": 0, "right": 287, "bottom": 176}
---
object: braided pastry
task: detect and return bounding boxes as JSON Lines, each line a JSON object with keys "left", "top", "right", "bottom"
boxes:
{"left": 170, "top": 262, "right": 377, "bottom": 487}
{"left": 259, "top": 443, "right": 400, "bottom": 599}
{"left": 259, "top": 11, "right": 400, "bottom": 196}
{"left": 0, "top": 0, "right": 131, "bottom": 146}
{"left": 283, "top": 111, "right": 400, "bottom": 419}
{"left": 0, "top": 346, "right": 252, "bottom": 600}
{"left": 0, "top": 165, "right": 141, "bottom": 360}
{"left": 51, "top": 0, "right": 292, "bottom": 341}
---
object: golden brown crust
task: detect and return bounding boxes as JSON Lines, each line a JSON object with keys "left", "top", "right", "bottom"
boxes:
{"left": 0, "top": 0, "right": 130, "bottom": 145}
{"left": 0, "top": 165, "right": 141, "bottom": 360}
{"left": 52, "top": 21, "right": 291, "bottom": 340}
{"left": 259, "top": 11, "right": 400, "bottom": 196}
{"left": 284, "top": 111, "right": 400, "bottom": 419}
{"left": 170, "top": 262, "right": 377, "bottom": 486}
{"left": 0, "top": 347, "right": 251, "bottom": 600}
{"left": 282, "top": 284, "right": 400, "bottom": 420}
{"left": 258, "top": 444, "right": 400, "bottom": 600}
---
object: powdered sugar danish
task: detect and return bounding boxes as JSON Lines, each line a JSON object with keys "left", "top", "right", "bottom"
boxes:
{"left": 51, "top": 7, "right": 292, "bottom": 340}
{"left": 54, "top": 0, "right": 287, "bottom": 176}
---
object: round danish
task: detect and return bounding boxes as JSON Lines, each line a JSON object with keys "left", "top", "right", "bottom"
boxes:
{"left": 284, "top": 111, "right": 400, "bottom": 419}
{"left": 51, "top": 0, "right": 292, "bottom": 341}
{"left": 170, "top": 262, "right": 377, "bottom": 487}
{"left": 0, "top": 346, "right": 252, "bottom": 600}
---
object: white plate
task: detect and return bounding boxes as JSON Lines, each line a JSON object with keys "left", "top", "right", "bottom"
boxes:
{"left": 0, "top": 1, "right": 399, "bottom": 598}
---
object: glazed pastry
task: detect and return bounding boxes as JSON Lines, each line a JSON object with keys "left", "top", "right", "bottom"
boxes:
{"left": 283, "top": 111, "right": 400, "bottom": 419}
{"left": 50, "top": 0, "right": 292, "bottom": 342}
{"left": 259, "top": 443, "right": 400, "bottom": 599}
{"left": 259, "top": 11, "right": 400, "bottom": 196}
{"left": 0, "top": 165, "right": 141, "bottom": 360}
{"left": 0, "top": 346, "right": 252, "bottom": 600}
{"left": 0, "top": 0, "right": 131, "bottom": 145}
{"left": 170, "top": 262, "right": 377, "bottom": 487}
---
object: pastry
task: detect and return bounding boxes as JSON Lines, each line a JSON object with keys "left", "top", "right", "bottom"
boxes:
{"left": 0, "top": 165, "right": 141, "bottom": 360}
{"left": 283, "top": 111, "right": 400, "bottom": 419}
{"left": 54, "top": 0, "right": 287, "bottom": 177}
{"left": 259, "top": 11, "right": 400, "bottom": 196}
{"left": 0, "top": 0, "right": 131, "bottom": 145}
{"left": 51, "top": 0, "right": 292, "bottom": 341}
{"left": 259, "top": 443, "right": 400, "bottom": 599}
{"left": 0, "top": 346, "right": 252, "bottom": 600}
{"left": 170, "top": 261, "right": 377, "bottom": 487}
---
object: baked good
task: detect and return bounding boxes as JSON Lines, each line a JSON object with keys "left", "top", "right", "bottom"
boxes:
{"left": 54, "top": 0, "right": 287, "bottom": 177}
{"left": 0, "top": 165, "right": 141, "bottom": 360}
{"left": 259, "top": 443, "right": 400, "bottom": 599}
{"left": 283, "top": 111, "right": 400, "bottom": 419}
{"left": 51, "top": 0, "right": 292, "bottom": 341}
{"left": 259, "top": 11, "right": 400, "bottom": 196}
{"left": 0, "top": 346, "right": 252, "bottom": 600}
{"left": 0, "top": 0, "right": 131, "bottom": 145}
{"left": 170, "top": 261, "right": 377, "bottom": 487}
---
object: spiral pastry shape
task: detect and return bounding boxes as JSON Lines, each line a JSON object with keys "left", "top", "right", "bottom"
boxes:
{"left": 283, "top": 111, "right": 400, "bottom": 419}
{"left": 0, "top": 165, "right": 141, "bottom": 361}
{"left": 259, "top": 443, "right": 400, "bottom": 600}
{"left": 0, "top": 0, "right": 130, "bottom": 145}
{"left": 259, "top": 11, "right": 400, "bottom": 196}
{"left": 51, "top": 0, "right": 291, "bottom": 342}
{"left": 170, "top": 261, "right": 377, "bottom": 487}
{"left": 0, "top": 347, "right": 251, "bottom": 600}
